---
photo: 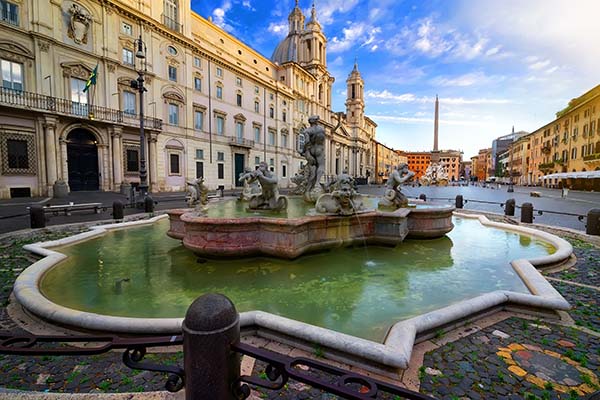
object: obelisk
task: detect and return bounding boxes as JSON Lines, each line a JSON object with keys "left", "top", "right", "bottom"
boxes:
{"left": 431, "top": 95, "right": 440, "bottom": 163}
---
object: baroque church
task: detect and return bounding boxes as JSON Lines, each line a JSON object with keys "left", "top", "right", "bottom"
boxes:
{"left": 0, "top": 0, "right": 377, "bottom": 198}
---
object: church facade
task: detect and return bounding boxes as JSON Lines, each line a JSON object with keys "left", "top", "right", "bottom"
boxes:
{"left": 0, "top": 0, "right": 377, "bottom": 199}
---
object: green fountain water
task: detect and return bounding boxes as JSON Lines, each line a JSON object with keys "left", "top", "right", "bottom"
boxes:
{"left": 41, "top": 217, "right": 555, "bottom": 342}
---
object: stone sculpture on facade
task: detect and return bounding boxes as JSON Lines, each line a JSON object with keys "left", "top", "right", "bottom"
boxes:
{"left": 238, "top": 167, "right": 261, "bottom": 201}
{"left": 420, "top": 163, "right": 449, "bottom": 186}
{"left": 186, "top": 178, "right": 209, "bottom": 213}
{"left": 245, "top": 162, "right": 287, "bottom": 211}
{"left": 315, "top": 173, "right": 365, "bottom": 216}
{"left": 296, "top": 115, "right": 326, "bottom": 203}
{"left": 68, "top": 4, "right": 92, "bottom": 45}
{"left": 379, "top": 163, "right": 415, "bottom": 209}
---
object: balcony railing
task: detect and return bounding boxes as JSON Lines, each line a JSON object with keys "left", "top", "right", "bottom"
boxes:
{"left": 162, "top": 14, "right": 182, "bottom": 33}
{"left": 0, "top": 87, "right": 162, "bottom": 130}
{"left": 583, "top": 153, "right": 600, "bottom": 162}
{"left": 229, "top": 136, "right": 255, "bottom": 148}
{"left": 539, "top": 162, "right": 555, "bottom": 169}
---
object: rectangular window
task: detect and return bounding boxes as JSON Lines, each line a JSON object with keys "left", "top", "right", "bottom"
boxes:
{"left": 218, "top": 163, "right": 224, "bottom": 179}
{"left": 0, "top": 1, "right": 18, "bottom": 26}
{"left": 236, "top": 122, "right": 243, "bottom": 141}
{"left": 254, "top": 86, "right": 260, "bottom": 95}
{"left": 123, "top": 91, "right": 136, "bottom": 115}
{"left": 1, "top": 59, "right": 22, "bottom": 90}
{"left": 70, "top": 78, "right": 88, "bottom": 115}
{"left": 170, "top": 153, "right": 180, "bottom": 174}
{"left": 121, "top": 22, "right": 132, "bottom": 35}
{"left": 255, "top": 156, "right": 260, "bottom": 165}
{"left": 571, "top": 147, "right": 577, "bottom": 160}
{"left": 236, "top": 77, "right": 242, "bottom": 86}
{"left": 194, "top": 110, "right": 204, "bottom": 130}
{"left": 282, "top": 111, "right": 287, "bottom": 122}
{"left": 122, "top": 48, "right": 134, "bottom": 65}
{"left": 168, "top": 103, "right": 179, "bottom": 125}
{"left": 269, "top": 93, "right": 274, "bottom": 100}
{"left": 216, "top": 86, "right": 223, "bottom": 99}
{"left": 196, "top": 161, "right": 204, "bottom": 178}
{"left": 194, "top": 57, "right": 201, "bottom": 68}
{"left": 269, "top": 107, "right": 274, "bottom": 118}
{"left": 126, "top": 149, "right": 139, "bottom": 172}
{"left": 282, "top": 164, "right": 287, "bottom": 178}
{"left": 269, "top": 158, "right": 274, "bottom": 166}
{"left": 194, "top": 77, "right": 202, "bottom": 91}
{"left": 254, "top": 101, "right": 260, "bottom": 113}
{"left": 217, "top": 151, "right": 225, "bottom": 161}
{"left": 282, "top": 133, "right": 288, "bottom": 148}
{"left": 254, "top": 126, "right": 261, "bottom": 143}
{"left": 216, "top": 67, "right": 223, "bottom": 77}
{"left": 268, "top": 130, "right": 275, "bottom": 146}
{"left": 236, "top": 93, "right": 242, "bottom": 107}
{"left": 196, "top": 149, "right": 204, "bottom": 159}
{"left": 168, "top": 65, "right": 177, "bottom": 82}
{"left": 216, "top": 116, "right": 224, "bottom": 135}
{"left": 7, "top": 139, "right": 28, "bottom": 169}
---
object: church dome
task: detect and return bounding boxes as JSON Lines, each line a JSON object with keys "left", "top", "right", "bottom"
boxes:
{"left": 271, "top": 34, "right": 300, "bottom": 64}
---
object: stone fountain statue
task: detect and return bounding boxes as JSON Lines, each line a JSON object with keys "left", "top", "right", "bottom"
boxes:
{"left": 245, "top": 162, "right": 287, "bottom": 211}
{"left": 295, "top": 115, "right": 326, "bottom": 203}
{"left": 186, "top": 177, "right": 209, "bottom": 213}
{"left": 238, "top": 167, "right": 261, "bottom": 201}
{"left": 378, "top": 163, "right": 415, "bottom": 209}
{"left": 420, "top": 163, "right": 448, "bottom": 186}
{"left": 315, "top": 173, "right": 365, "bottom": 216}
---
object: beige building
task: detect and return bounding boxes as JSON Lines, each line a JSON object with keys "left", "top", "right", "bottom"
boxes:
{"left": 374, "top": 141, "right": 404, "bottom": 184}
{"left": 0, "top": 0, "right": 377, "bottom": 199}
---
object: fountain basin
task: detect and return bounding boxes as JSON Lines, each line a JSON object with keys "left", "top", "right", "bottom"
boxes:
{"left": 167, "top": 197, "right": 454, "bottom": 259}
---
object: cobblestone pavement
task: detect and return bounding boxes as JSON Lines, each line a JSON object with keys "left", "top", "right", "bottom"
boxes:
{"left": 0, "top": 219, "right": 599, "bottom": 398}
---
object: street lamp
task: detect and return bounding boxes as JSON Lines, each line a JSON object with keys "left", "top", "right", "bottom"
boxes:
{"left": 130, "top": 35, "right": 149, "bottom": 198}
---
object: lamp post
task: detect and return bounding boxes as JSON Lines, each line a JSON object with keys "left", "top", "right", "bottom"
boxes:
{"left": 130, "top": 35, "right": 149, "bottom": 197}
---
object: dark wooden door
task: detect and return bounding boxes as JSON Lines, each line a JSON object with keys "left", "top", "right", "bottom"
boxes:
{"left": 67, "top": 130, "right": 99, "bottom": 191}
{"left": 234, "top": 153, "right": 245, "bottom": 187}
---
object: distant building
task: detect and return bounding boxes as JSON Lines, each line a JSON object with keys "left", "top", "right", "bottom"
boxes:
{"left": 375, "top": 142, "right": 404, "bottom": 183}
{"left": 400, "top": 150, "right": 462, "bottom": 182}
{"left": 491, "top": 129, "right": 529, "bottom": 177}
{"left": 401, "top": 151, "right": 431, "bottom": 180}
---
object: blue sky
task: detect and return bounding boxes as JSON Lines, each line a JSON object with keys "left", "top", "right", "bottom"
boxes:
{"left": 191, "top": 0, "right": 599, "bottom": 158}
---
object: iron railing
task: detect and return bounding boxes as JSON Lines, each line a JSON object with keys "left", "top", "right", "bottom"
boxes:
{"left": 0, "top": 87, "right": 162, "bottom": 130}
{"left": 229, "top": 136, "right": 255, "bottom": 148}
{"left": 0, "top": 331, "right": 434, "bottom": 399}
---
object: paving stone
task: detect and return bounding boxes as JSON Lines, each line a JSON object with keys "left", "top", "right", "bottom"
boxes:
{"left": 492, "top": 330, "right": 510, "bottom": 339}
{"left": 424, "top": 367, "right": 443, "bottom": 376}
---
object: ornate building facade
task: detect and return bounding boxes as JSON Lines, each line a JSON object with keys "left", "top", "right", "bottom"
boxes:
{"left": 0, "top": 0, "right": 377, "bottom": 199}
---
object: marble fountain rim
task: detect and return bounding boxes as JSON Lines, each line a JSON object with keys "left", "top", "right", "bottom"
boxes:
{"left": 13, "top": 211, "right": 572, "bottom": 370}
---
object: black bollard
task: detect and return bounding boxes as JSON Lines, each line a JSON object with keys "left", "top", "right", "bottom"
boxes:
{"left": 419, "top": 194, "right": 427, "bottom": 201}
{"left": 144, "top": 195, "right": 154, "bottom": 213}
{"left": 183, "top": 293, "right": 241, "bottom": 400}
{"left": 587, "top": 209, "right": 600, "bottom": 236}
{"left": 505, "top": 198, "right": 516, "bottom": 216}
{"left": 521, "top": 202, "right": 534, "bottom": 223}
{"left": 29, "top": 205, "right": 45, "bottom": 229}
{"left": 112, "top": 201, "right": 124, "bottom": 220}
{"left": 455, "top": 195, "right": 464, "bottom": 209}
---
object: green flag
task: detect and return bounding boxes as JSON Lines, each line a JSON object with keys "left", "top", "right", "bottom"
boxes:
{"left": 82, "top": 64, "right": 98, "bottom": 93}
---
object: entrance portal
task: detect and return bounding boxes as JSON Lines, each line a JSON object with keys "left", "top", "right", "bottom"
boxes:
{"left": 234, "top": 153, "right": 245, "bottom": 187}
{"left": 67, "top": 129, "right": 99, "bottom": 191}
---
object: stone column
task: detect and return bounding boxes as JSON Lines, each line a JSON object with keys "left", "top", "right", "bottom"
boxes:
{"left": 43, "top": 116, "right": 58, "bottom": 196}
{"left": 111, "top": 127, "right": 123, "bottom": 190}
{"left": 149, "top": 134, "right": 159, "bottom": 192}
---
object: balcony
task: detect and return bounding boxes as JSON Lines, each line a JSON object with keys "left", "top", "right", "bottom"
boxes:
{"left": 0, "top": 87, "right": 162, "bottom": 130}
{"left": 539, "top": 162, "right": 555, "bottom": 170}
{"left": 229, "top": 137, "right": 255, "bottom": 149}
{"left": 541, "top": 145, "right": 551, "bottom": 154}
{"left": 162, "top": 14, "right": 182, "bottom": 33}
{"left": 583, "top": 153, "right": 600, "bottom": 163}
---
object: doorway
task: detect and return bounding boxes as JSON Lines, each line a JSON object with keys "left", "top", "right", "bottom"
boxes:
{"left": 67, "top": 129, "right": 99, "bottom": 191}
{"left": 234, "top": 153, "right": 245, "bottom": 187}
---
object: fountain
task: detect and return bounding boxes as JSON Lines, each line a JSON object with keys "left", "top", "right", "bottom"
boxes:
{"left": 12, "top": 114, "right": 573, "bottom": 374}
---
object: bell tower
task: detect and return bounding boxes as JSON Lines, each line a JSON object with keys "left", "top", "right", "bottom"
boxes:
{"left": 345, "top": 60, "right": 365, "bottom": 125}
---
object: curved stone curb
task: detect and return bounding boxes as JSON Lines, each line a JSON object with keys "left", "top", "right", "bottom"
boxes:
{"left": 13, "top": 212, "right": 572, "bottom": 370}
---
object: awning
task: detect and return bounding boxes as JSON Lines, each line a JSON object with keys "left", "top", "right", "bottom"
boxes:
{"left": 540, "top": 170, "right": 600, "bottom": 180}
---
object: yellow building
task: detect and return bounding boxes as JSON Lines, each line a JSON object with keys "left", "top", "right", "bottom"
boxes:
{"left": 0, "top": 0, "right": 378, "bottom": 198}
{"left": 374, "top": 141, "right": 404, "bottom": 184}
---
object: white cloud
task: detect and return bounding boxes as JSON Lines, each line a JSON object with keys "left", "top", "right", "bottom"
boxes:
{"left": 267, "top": 21, "right": 287, "bottom": 37}
{"left": 314, "top": 0, "right": 360, "bottom": 25}
{"left": 430, "top": 71, "right": 504, "bottom": 87}
{"left": 371, "top": 114, "right": 491, "bottom": 127}
{"left": 485, "top": 46, "right": 500, "bottom": 56}
{"left": 329, "top": 23, "right": 382, "bottom": 53}
{"left": 212, "top": 0, "right": 233, "bottom": 31}
{"left": 529, "top": 59, "right": 551, "bottom": 70}
{"left": 365, "top": 90, "right": 512, "bottom": 105}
